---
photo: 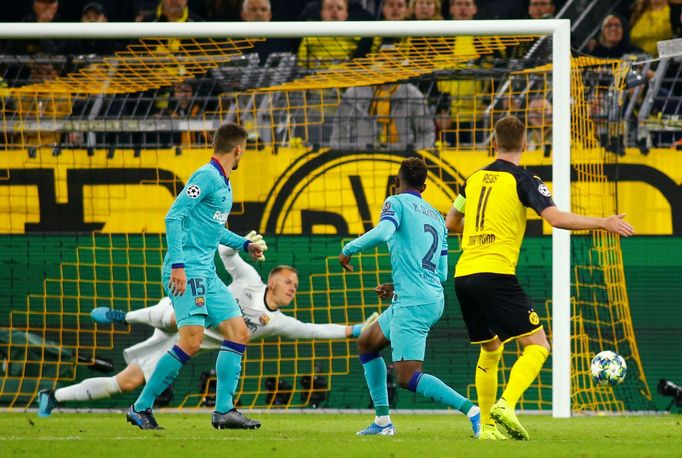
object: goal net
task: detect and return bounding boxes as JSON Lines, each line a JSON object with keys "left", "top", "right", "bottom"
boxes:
{"left": 0, "top": 20, "right": 654, "bottom": 414}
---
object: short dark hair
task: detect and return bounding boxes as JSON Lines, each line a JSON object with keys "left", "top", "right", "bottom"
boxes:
{"left": 268, "top": 265, "right": 298, "bottom": 280}
{"left": 494, "top": 116, "right": 526, "bottom": 153}
{"left": 82, "top": 2, "right": 104, "bottom": 15}
{"left": 398, "top": 157, "right": 428, "bottom": 188}
{"left": 213, "top": 123, "right": 248, "bottom": 155}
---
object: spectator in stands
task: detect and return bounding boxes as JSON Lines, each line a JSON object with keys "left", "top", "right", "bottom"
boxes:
{"left": 240, "top": 0, "right": 294, "bottom": 62}
{"left": 142, "top": 0, "right": 203, "bottom": 22}
{"left": 155, "top": 81, "right": 210, "bottom": 148}
{"left": 526, "top": 97, "right": 552, "bottom": 157}
{"left": 630, "top": 0, "right": 675, "bottom": 57}
{"left": 434, "top": 0, "right": 495, "bottom": 147}
{"left": 8, "top": 0, "right": 63, "bottom": 55}
{"left": 15, "top": 62, "right": 73, "bottom": 149}
{"left": 241, "top": 0, "right": 271, "bottom": 20}
{"left": 81, "top": 2, "right": 107, "bottom": 22}
{"left": 527, "top": 0, "right": 555, "bottom": 19}
{"left": 586, "top": 14, "right": 644, "bottom": 59}
{"left": 372, "top": 0, "right": 410, "bottom": 51}
{"left": 449, "top": 0, "right": 476, "bottom": 20}
{"left": 298, "top": 0, "right": 373, "bottom": 20}
{"left": 409, "top": 0, "right": 444, "bottom": 20}
{"left": 330, "top": 83, "right": 435, "bottom": 150}
{"left": 382, "top": 0, "right": 410, "bottom": 20}
{"left": 64, "top": 3, "right": 124, "bottom": 55}
{"left": 297, "top": 0, "right": 360, "bottom": 69}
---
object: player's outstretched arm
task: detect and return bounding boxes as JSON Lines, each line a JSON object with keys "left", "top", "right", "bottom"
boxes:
{"left": 267, "top": 315, "right": 351, "bottom": 339}
{"left": 540, "top": 206, "right": 635, "bottom": 237}
{"left": 265, "top": 314, "right": 378, "bottom": 340}
{"left": 218, "top": 231, "right": 267, "bottom": 285}
{"left": 339, "top": 220, "right": 396, "bottom": 271}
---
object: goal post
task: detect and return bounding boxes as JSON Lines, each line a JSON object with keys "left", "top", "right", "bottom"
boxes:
{"left": 0, "top": 20, "right": 580, "bottom": 415}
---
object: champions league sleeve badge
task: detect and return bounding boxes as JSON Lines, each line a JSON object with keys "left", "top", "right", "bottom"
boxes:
{"left": 186, "top": 184, "right": 201, "bottom": 198}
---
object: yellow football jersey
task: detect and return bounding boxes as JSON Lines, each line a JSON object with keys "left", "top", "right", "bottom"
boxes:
{"left": 454, "top": 159, "right": 555, "bottom": 277}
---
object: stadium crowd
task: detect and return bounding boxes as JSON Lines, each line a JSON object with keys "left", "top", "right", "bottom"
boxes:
{"left": 1, "top": 0, "right": 680, "bottom": 58}
{"left": 0, "top": 0, "right": 681, "bottom": 151}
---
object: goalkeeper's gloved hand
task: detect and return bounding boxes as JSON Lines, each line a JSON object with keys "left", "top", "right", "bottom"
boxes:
{"left": 245, "top": 230, "right": 268, "bottom": 261}
{"left": 218, "top": 231, "right": 268, "bottom": 261}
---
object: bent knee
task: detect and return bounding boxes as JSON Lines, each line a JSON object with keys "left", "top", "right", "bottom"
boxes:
{"left": 180, "top": 340, "right": 202, "bottom": 356}
{"left": 357, "top": 336, "right": 371, "bottom": 354}
{"left": 118, "top": 377, "right": 143, "bottom": 392}
{"left": 231, "top": 327, "right": 250, "bottom": 345}
{"left": 397, "top": 378, "right": 412, "bottom": 390}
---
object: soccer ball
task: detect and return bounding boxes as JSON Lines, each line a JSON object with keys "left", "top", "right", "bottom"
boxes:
{"left": 590, "top": 350, "right": 627, "bottom": 386}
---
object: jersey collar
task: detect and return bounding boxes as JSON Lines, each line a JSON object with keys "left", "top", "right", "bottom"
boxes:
{"left": 401, "top": 189, "right": 422, "bottom": 199}
{"left": 263, "top": 288, "right": 278, "bottom": 312}
{"left": 209, "top": 157, "right": 230, "bottom": 186}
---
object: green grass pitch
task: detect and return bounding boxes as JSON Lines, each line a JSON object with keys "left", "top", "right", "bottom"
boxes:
{"left": 2, "top": 413, "right": 681, "bottom": 457}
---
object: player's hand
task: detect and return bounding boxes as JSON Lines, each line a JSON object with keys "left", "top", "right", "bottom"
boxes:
{"left": 603, "top": 214, "right": 635, "bottom": 237}
{"left": 169, "top": 267, "right": 186, "bottom": 296}
{"left": 245, "top": 230, "right": 267, "bottom": 261}
{"left": 375, "top": 283, "right": 394, "bottom": 300}
{"left": 339, "top": 253, "right": 353, "bottom": 272}
{"left": 247, "top": 241, "right": 264, "bottom": 261}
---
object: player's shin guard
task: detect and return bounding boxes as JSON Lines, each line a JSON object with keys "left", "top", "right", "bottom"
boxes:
{"left": 359, "top": 353, "right": 389, "bottom": 416}
{"left": 133, "top": 344, "right": 189, "bottom": 411}
{"left": 500, "top": 344, "right": 549, "bottom": 408}
{"left": 408, "top": 372, "right": 473, "bottom": 414}
{"left": 55, "top": 376, "right": 121, "bottom": 402}
{"left": 476, "top": 345, "right": 504, "bottom": 425}
{"left": 215, "top": 340, "right": 245, "bottom": 413}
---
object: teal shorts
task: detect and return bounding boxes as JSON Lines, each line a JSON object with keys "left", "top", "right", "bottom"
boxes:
{"left": 162, "top": 270, "right": 241, "bottom": 329}
{"left": 377, "top": 299, "right": 444, "bottom": 362}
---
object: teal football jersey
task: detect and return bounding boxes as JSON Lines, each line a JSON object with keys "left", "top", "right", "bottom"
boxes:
{"left": 163, "top": 158, "right": 248, "bottom": 274}
{"left": 379, "top": 191, "right": 448, "bottom": 306}
{"left": 342, "top": 190, "right": 448, "bottom": 307}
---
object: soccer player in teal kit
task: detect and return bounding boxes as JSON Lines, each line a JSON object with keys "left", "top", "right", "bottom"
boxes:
{"left": 126, "top": 123, "right": 264, "bottom": 430}
{"left": 338, "top": 157, "right": 481, "bottom": 437}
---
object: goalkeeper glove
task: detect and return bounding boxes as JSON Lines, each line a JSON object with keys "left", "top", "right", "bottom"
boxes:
{"left": 245, "top": 230, "right": 268, "bottom": 261}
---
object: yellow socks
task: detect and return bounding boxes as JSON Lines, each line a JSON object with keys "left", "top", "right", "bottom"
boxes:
{"left": 476, "top": 345, "right": 504, "bottom": 425}
{"left": 501, "top": 344, "right": 549, "bottom": 408}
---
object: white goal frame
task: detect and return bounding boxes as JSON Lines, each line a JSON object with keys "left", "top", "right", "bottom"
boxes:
{"left": 1, "top": 19, "right": 572, "bottom": 418}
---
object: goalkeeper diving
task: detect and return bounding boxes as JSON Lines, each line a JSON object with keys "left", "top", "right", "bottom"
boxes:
{"left": 37, "top": 231, "right": 378, "bottom": 416}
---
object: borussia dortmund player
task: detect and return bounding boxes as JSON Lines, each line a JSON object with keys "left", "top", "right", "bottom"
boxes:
{"left": 126, "top": 123, "right": 264, "bottom": 430}
{"left": 339, "top": 157, "right": 481, "bottom": 437}
{"left": 446, "top": 116, "right": 634, "bottom": 440}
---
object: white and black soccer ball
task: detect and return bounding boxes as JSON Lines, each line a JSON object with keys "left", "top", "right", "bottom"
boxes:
{"left": 590, "top": 350, "right": 627, "bottom": 386}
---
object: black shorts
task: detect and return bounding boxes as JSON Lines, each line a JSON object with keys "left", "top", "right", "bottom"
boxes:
{"left": 454, "top": 273, "right": 543, "bottom": 344}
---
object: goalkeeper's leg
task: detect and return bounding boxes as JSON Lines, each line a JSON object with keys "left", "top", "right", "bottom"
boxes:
{"left": 56, "top": 364, "right": 144, "bottom": 402}
{"left": 39, "top": 365, "right": 144, "bottom": 417}
{"left": 92, "top": 297, "right": 175, "bottom": 330}
{"left": 125, "top": 297, "right": 176, "bottom": 329}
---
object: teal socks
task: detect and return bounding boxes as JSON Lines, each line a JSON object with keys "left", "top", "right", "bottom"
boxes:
{"left": 215, "top": 340, "right": 245, "bottom": 413}
{"left": 133, "top": 345, "right": 189, "bottom": 411}
{"left": 359, "top": 353, "right": 389, "bottom": 416}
